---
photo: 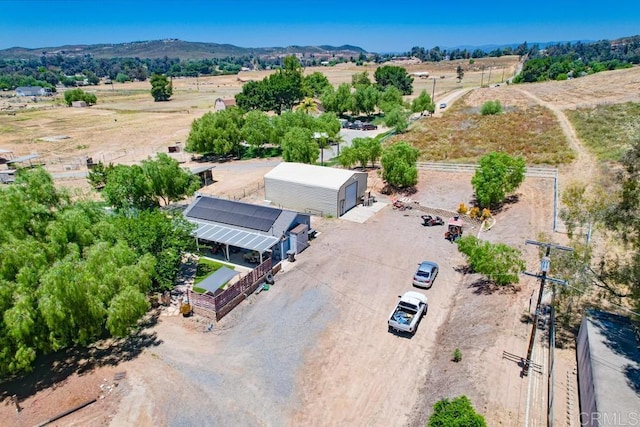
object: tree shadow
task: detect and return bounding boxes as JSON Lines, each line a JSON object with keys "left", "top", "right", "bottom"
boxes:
{"left": 0, "top": 314, "right": 163, "bottom": 401}
{"left": 467, "top": 193, "right": 520, "bottom": 215}
{"left": 454, "top": 265, "right": 520, "bottom": 295}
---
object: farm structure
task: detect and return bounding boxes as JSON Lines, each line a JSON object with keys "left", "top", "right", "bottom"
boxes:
{"left": 576, "top": 310, "right": 640, "bottom": 427}
{"left": 264, "top": 162, "right": 368, "bottom": 217}
{"left": 214, "top": 98, "right": 236, "bottom": 111}
{"left": 15, "top": 86, "right": 51, "bottom": 96}
{"left": 183, "top": 194, "right": 311, "bottom": 263}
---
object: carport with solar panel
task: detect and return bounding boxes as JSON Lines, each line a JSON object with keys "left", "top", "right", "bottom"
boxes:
{"left": 183, "top": 195, "right": 311, "bottom": 264}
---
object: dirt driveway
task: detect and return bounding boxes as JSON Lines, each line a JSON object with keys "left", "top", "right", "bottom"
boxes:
{"left": 1, "top": 165, "right": 555, "bottom": 426}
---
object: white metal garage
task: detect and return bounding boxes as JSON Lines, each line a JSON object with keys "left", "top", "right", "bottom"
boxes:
{"left": 264, "top": 162, "right": 368, "bottom": 217}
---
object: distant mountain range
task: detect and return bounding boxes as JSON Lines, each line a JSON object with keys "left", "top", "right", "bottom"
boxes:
{"left": 0, "top": 39, "right": 366, "bottom": 60}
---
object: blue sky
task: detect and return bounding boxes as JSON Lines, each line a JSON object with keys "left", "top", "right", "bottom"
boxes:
{"left": 1, "top": 1, "right": 639, "bottom": 52}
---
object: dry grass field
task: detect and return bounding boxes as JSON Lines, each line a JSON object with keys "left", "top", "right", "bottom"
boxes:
{"left": 1, "top": 60, "right": 640, "bottom": 426}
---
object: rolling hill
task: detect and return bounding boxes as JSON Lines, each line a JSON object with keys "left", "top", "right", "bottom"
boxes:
{"left": 0, "top": 39, "right": 367, "bottom": 60}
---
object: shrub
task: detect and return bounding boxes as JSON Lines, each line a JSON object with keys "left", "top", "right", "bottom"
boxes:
{"left": 480, "top": 100, "right": 503, "bottom": 115}
{"left": 64, "top": 88, "right": 97, "bottom": 106}
{"left": 481, "top": 208, "right": 492, "bottom": 220}
{"left": 469, "top": 207, "right": 480, "bottom": 219}
{"left": 453, "top": 348, "right": 462, "bottom": 362}
{"left": 457, "top": 202, "right": 469, "bottom": 214}
{"left": 428, "top": 395, "right": 486, "bottom": 427}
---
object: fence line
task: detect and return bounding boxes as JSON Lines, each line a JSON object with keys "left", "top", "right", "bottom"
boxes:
{"left": 186, "top": 258, "right": 273, "bottom": 320}
{"left": 417, "top": 162, "right": 559, "bottom": 232}
{"left": 417, "top": 162, "right": 558, "bottom": 178}
{"left": 213, "top": 258, "right": 272, "bottom": 311}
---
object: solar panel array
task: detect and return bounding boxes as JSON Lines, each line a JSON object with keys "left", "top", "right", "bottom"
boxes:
{"left": 187, "top": 197, "right": 282, "bottom": 232}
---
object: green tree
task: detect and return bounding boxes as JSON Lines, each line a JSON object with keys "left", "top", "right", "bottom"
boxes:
{"left": 236, "top": 55, "right": 304, "bottom": 114}
{"left": 471, "top": 152, "right": 526, "bottom": 208}
{"left": 428, "top": 395, "right": 487, "bottom": 427}
{"left": 0, "top": 168, "right": 195, "bottom": 375}
{"left": 411, "top": 90, "right": 435, "bottom": 114}
{"left": 338, "top": 146, "right": 358, "bottom": 169}
{"left": 266, "top": 65, "right": 304, "bottom": 114}
{"left": 380, "top": 142, "right": 419, "bottom": 188}
{"left": 350, "top": 137, "right": 382, "bottom": 168}
{"left": 384, "top": 107, "right": 409, "bottom": 133}
{"left": 186, "top": 108, "right": 245, "bottom": 155}
{"left": 456, "top": 236, "right": 525, "bottom": 286}
{"left": 242, "top": 110, "right": 274, "bottom": 152}
{"left": 374, "top": 65, "right": 413, "bottom": 95}
{"left": 378, "top": 86, "right": 404, "bottom": 114}
{"left": 106, "top": 210, "right": 195, "bottom": 290}
{"left": 115, "top": 72, "right": 131, "bottom": 83}
{"left": 141, "top": 153, "right": 201, "bottom": 206}
{"left": 281, "top": 127, "right": 319, "bottom": 164}
{"left": 303, "top": 71, "right": 331, "bottom": 97}
{"left": 456, "top": 65, "right": 465, "bottom": 82}
{"left": 150, "top": 73, "right": 173, "bottom": 101}
{"left": 480, "top": 100, "right": 503, "bottom": 115}
{"left": 352, "top": 84, "right": 379, "bottom": 117}
{"left": 351, "top": 71, "right": 372, "bottom": 87}
{"left": 87, "top": 161, "right": 114, "bottom": 190}
{"left": 63, "top": 88, "right": 97, "bottom": 106}
{"left": 272, "top": 110, "right": 316, "bottom": 144}
{"left": 602, "top": 138, "right": 640, "bottom": 310}
{"left": 235, "top": 80, "right": 272, "bottom": 112}
{"left": 101, "top": 164, "right": 157, "bottom": 211}
{"left": 335, "top": 83, "right": 354, "bottom": 116}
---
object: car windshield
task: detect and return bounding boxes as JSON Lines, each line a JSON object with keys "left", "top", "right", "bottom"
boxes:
{"left": 416, "top": 269, "right": 431, "bottom": 278}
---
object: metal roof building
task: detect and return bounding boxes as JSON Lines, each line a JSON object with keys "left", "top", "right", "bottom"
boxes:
{"left": 183, "top": 195, "right": 310, "bottom": 263}
{"left": 576, "top": 310, "right": 640, "bottom": 427}
{"left": 264, "top": 162, "right": 368, "bottom": 217}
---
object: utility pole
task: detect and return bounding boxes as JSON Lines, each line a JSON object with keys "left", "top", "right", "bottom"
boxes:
{"left": 522, "top": 239, "right": 572, "bottom": 374}
{"left": 431, "top": 77, "right": 437, "bottom": 104}
{"left": 522, "top": 239, "right": 572, "bottom": 427}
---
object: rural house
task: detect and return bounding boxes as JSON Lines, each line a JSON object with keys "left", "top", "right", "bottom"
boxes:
{"left": 183, "top": 195, "right": 311, "bottom": 263}
{"left": 15, "top": 86, "right": 51, "bottom": 97}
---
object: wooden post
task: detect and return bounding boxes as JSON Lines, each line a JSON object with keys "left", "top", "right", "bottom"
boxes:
{"left": 12, "top": 394, "right": 21, "bottom": 413}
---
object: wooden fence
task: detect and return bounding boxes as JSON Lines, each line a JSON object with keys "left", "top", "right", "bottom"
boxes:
{"left": 188, "top": 258, "right": 273, "bottom": 320}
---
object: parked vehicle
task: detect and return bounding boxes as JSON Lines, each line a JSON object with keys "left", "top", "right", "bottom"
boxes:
{"left": 439, "top": 103, "right": 447, "bottom": 109}
{"left": 361, "top": 123, "right": 377, "bottom": 130}
{"left": 413, "top": 261, "right": 439, "bottom": 288}
{"left": 421, "top": 215, "right": 444, "bottom": 227}
{"left": 347, "top": 120, "right": 363, "bottom": 130}
{"left": 445, "top": 215, "right": 464, "bottom": 242}
{"left": 388, "top": 291, "right": 428, "bottom": 334}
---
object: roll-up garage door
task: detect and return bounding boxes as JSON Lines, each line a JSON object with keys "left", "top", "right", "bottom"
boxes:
{"left": 344, "top": 181, "right": 358, "bottom": 213}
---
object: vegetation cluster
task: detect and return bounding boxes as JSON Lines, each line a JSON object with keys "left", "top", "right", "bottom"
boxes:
{"left": 0, "top": 164, "right": 197, "bottom": 375}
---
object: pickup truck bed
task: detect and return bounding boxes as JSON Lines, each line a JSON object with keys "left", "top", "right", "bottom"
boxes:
{"left": 388, "top": 291, "right": 428, "bottom": 334}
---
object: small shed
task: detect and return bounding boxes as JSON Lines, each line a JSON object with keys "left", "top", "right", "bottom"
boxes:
{"left": 71, "top": 100, "right": 87, "bottom": 108}
{"left": 576, "top": 310, "right": 640, "bottom": 427}
{"left": 264, "top": 162, "right": 368, "bottom": 217}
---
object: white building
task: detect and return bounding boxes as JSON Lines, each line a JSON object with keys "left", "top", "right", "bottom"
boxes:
{"left": 264, "top": 162, "right": 368, "bottom": 217}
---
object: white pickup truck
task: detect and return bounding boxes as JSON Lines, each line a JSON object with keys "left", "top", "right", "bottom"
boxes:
{"left": 388, "top": 291, "right": 428, "bottom": 334}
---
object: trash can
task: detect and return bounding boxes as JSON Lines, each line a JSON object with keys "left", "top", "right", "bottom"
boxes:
{"left": 286, "top": 249, "right": 296, "bottom": 262}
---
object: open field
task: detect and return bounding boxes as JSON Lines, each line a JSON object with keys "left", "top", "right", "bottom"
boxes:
{"left": 1, "top": 63, "right": 639, "bottom": 426}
